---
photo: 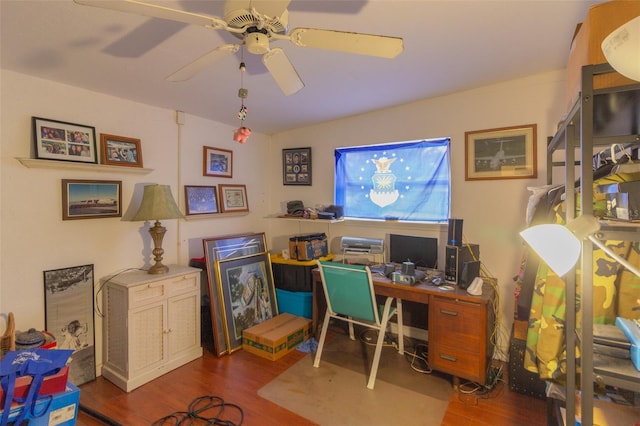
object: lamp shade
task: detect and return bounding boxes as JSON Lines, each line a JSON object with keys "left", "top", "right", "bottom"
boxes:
{"left": 602, "top": 16, "right": 640, "bottom": 82}
{"left": 132, "top": 184, "right": 184, "bottom": 221}
{"left": 520, "top": 224, "right": 582, "bottom": 277}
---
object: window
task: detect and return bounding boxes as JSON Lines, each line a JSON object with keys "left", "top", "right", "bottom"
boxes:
{"left": 335, "top": 138, "right": 450, "bottom": 222}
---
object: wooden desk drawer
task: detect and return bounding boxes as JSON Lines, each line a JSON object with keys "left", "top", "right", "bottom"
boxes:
{"left": 430, "top": 345, "right": 485, "bottom": 383}
{"left": 429, "top": 296, "right": 483, "bottom": 351}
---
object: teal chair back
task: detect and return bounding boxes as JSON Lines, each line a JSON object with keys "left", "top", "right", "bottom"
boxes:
{"left": 317, "top": 261, "right": 379, "bottom": 324}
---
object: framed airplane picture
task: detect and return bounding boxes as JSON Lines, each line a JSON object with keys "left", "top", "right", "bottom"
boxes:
{"left": 464, "top": 124, "right": 537, "bottom": 181}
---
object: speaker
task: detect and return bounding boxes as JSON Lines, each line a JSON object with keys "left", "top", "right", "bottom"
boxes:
{"left": 445, "top": 243, "right": 479, "bottom": 285}
{"left": 448, "top": 218, "right": 463, "bottom": 246}
{"left": 458, "top": 260, "right": 481, "bottom": 289}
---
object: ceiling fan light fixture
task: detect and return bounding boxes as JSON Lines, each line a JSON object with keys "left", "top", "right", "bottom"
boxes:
{"left": 246, "top": 32, "right": 270, "bottom": 55}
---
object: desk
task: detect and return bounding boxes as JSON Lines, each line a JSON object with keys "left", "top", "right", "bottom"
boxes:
{"left": 312, "top": 269, "right": 495, "bottom": 385}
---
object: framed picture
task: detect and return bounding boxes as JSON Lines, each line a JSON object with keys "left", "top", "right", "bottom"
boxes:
{"left": 203, "top": 232, "right": 268, "bottom": 356}
{"left": 33, "top": 116, "right": 97, "bottom": 164}
{"left": 283, "top": 147, "right": 312, "bottom": 185}
{"left": 203, "top": 146, "right": 233, "bottom": 178}
{"left": 216, "top": 252, "right": 277, "bottom": 352}
{"left": 100, "top": 133, "right": 143, "bottom": 167}
{"left": 44, "top": 264, "right": 96, "bottom": 385}
{"left": 62, "top": 179, "right": 122, "bottom": 220}
{"left": 219, "top": 184, "right": 249, "bottom": 213}
{"left": 465, "top": 124, "right": 537, "bottom": 181}
{"left": 185, "top": 185, "right": 219, "bottom": 215}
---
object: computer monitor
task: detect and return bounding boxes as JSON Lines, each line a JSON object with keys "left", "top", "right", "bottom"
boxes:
{"left": 389, "top": 234, "right": 438, "bottom": 269}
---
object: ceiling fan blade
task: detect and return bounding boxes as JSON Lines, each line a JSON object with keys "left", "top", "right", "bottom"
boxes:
{"left": 262, "top": 48, "right": 304, "bottom": 96}
{"left": 166, "top": 44, "right": 240, "bottom": 82}
{"left": 73, "top": 0, "right": 227, "bottom": 29}
{"left": 224, "top": 0, "right": 291, "bottom": 20}
{"left": 287, "top": 28, "right": 404, "bottom": 58}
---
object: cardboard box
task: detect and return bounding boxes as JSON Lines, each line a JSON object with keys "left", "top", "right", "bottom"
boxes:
{"left": 288, "top": 233, "right": 328, "bottom": 261}
{"left": 242, "top": 313, "right": 311, "bottom": 361}
{"left": 2, "top": 382, "right": 79, "bottom": 425}
{"left": 565, "top": 0, "right": 640, "bottom": 111}
{"left": 0, "top": 365, "right": 69, "bottom": 406}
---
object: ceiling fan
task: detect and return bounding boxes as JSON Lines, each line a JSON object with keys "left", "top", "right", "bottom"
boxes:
{"left": 73, "top": 0, "right": 404, "bottom": 96}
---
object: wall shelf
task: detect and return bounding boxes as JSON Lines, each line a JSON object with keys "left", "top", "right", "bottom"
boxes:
{"left": 267, "top": 215, "right": 344, "bottom": 224}
{"left": 17, "top": 158, "right": 153, "bottom": 174}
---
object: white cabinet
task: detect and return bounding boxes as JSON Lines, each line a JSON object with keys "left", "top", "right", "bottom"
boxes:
{"left": 102, "top": 265, "right": 202, "bottom": 391}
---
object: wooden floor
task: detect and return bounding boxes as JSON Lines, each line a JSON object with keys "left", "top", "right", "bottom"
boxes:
{"left": 77, "top": 338, "right": 548, "bottom": 425}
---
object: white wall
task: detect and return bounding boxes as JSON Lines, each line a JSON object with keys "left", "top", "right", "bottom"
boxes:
{"left": 0, "top": 70, "right": 269, "bottom": 368}
{"left": 1, "top": 67, "right": 568, "bottom": 367}
{"left": 267, "top": 70, "right": 569, "bottom": 359}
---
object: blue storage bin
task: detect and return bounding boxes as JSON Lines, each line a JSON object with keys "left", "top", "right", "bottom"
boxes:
{"left": 276, "top": 289, "right": 312, "bottom": 319}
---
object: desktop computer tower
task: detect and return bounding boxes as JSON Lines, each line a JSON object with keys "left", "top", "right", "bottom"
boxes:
{"left": 445, "top": 243, "right": 480, "bottom": 285}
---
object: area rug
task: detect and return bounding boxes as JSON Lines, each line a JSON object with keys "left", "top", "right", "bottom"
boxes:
{"left": 258, "top": 332, "right": 452, "bottom": 426}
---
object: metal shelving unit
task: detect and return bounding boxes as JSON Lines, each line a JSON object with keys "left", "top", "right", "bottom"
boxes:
{"left": 547, "top": 63, "right": 640, "bottom": 426}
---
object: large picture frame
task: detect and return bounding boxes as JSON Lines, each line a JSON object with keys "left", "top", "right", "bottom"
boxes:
{"left": 33, "top": 116, "right": 97, "bottom": 164}
{"left": 62, "top": 179, "right": 122, "bottom": 220}
{"left": 185, "top": 185, "right": 219, "bottom": 215}
{"left": 203, "top": 146, "right": 233, "bottom": 178}
{"left": 100, "top": 133, "right": 143, "bottom": 167}
{"left": 464, "top": 124, "right": 537, "bottom": 181}
{"left": 216, "top": 252, "right": 278, "bottom": 352}
{"left": 283, "top": 147, "right": 312, "bottom": 185}
{"left": 203, "top": 233, "right": 268, "bottom": 356}
{"left": 44, "top": 264, "right": 96, "bottom": 386}
{"left": 219, "top": 184, "right": 249, "bottom": 213}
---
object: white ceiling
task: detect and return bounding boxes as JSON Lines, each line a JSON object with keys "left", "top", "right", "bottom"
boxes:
{"left": 1, "top": 0, "right": 602, "bottom": 134}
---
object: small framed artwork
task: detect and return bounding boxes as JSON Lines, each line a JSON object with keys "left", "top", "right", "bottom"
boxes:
{"left": 204, "top": 146, "right": 233, "bottom": 178}
{"left": 283, "top": 147, "right": 312, "bottom": 185}
{"left": 216, "top": 252, "right": 278, "bottom": 352}
{"left": 44, "top": 264, "right": 96, "bottom": 385}
{"left": 465, "top": 124, "right": 537, "bottom": 181}
{"left": 100, "top": 133, "right": 143, "bottom": 167}
{"left": 219, "top": 184, "right": 249, "bottom": 213}
{"left": 62, "top": 179, "right": 122, "bottom": 220}
{"left": 203, "top": 232, "right": 268, "bottom": 356}
{"left": 33, "top": 116, "right": 97, "bottom": 164}
{"left": 185, "top": 185, "right": 218, "bottom": 215}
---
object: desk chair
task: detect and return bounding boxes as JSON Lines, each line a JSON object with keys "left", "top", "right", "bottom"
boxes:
{"left": 313, "top": 261, "right": 404, "bottom": 389}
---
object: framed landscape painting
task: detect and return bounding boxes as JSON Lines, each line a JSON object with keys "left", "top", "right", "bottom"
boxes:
{"left": 62, "top": 179, "right": 122, "bottom": 220}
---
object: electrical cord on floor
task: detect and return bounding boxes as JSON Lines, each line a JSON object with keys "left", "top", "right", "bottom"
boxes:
{"left": 152, "top": 395, "right": 244, "bottom": 426}
{"left": 79, "top": 404, "right": 123, "bottom": 425}
{"left": 403, "top": 342, "right": 432, "bottom": 374}
{"left": 357, "top": 329, "right": 432, "bottom": 374}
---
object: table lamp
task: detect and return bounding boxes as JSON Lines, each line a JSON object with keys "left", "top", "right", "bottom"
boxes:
{"left": 520, "top": 215, "right": 640, "bottom": 278}
{"left": 132, "top": 184, "right": 184, "bottom": 274}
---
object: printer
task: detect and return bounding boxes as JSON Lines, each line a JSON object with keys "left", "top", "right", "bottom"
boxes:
{"left": 340, "top": 236, "right": 384, "bottom": 255}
